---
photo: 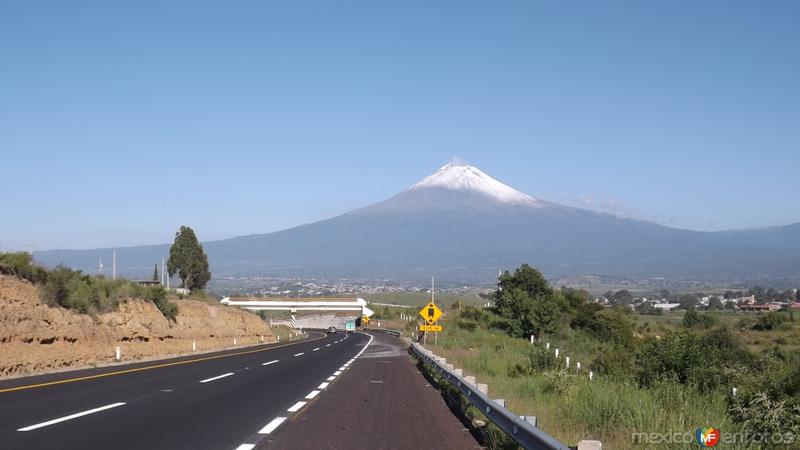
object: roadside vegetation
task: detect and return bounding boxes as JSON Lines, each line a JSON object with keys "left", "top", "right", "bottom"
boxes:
{"left": 425, "top": 264, "right": 800, "bottom": 449}
{"left": 1, "top": 252, "right": 179, "bottom": 321}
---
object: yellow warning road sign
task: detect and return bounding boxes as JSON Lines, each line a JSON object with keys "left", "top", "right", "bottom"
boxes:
{"left": 418, "top": 324, "right": 443, "bottom": 332}
{"left": 419, "top": 302, "right": 442, "bottom": 325}
{"left": 362, "top": 316, "right": 370, "bottom": 324}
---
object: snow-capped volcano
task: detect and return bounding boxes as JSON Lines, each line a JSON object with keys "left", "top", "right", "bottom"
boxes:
{"left": 35, "top": 161, "right": 800, "bottom": 284}
{"left": 410, "top": 162, "right": 540, "bottom": 206}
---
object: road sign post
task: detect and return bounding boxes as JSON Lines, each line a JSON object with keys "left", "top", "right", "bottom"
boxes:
{"left": 418, "top": 302, "right": 443, "bottom": 345}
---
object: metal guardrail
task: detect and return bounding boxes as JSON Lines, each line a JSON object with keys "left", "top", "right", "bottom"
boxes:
{"left": 411, "top": 342, "right": 570, "bottom": 450}
{"left": 362, "top": 327, "right": 402, "bottom": 337}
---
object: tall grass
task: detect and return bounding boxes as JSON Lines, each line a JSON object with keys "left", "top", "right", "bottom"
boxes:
{"left": 428, "top": 314, "right": 749, "bottom": 449}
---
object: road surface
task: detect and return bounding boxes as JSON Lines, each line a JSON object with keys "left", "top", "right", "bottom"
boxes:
{"left": 0, "top": 331, "right": 481, "bottom": 450}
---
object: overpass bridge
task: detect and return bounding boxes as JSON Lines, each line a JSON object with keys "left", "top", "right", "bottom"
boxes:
{"left": 220, "top": 297, "right": 375, "bottom": 318}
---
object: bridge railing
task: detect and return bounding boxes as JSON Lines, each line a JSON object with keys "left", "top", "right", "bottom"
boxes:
{"left": 410, "top": 342, "right": 570, "bottom": 450}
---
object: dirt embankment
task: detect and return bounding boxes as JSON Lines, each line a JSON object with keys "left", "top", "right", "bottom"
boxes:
{"left": 0, "top": 275, "right": 274, "bottom": 378}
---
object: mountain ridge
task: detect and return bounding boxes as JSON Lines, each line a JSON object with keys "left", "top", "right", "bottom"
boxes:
{"left": 33, "top": 163, "right": 800, "bottom": 284}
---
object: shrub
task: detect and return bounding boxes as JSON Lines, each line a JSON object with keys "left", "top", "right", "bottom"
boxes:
{"left": 682, "top": 307, "right": 717, "bottom": 329}
{"left": 728, "top": 392, "right": 800, "bottom": 445}
{"left": 751, "top": 312, "right": 788, "bottom": 331}
{"left": 528, "top": 345, "right": 559, "bottom": 371}
{"left": 0, "top": 252, "right": 47, "bottom": 283}
{"left": 590, "top": 347, "right": 635, "bottom": 380}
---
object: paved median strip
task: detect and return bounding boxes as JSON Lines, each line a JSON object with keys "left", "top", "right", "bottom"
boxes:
{"left": 199, "top": 372, "right": 234, "bottom": 383}
{"left": 262, "top": 360, "right": 279, "bottom": 366}
{"left": 258, "top": 417, "right": 286, "bottom": 435}
{"left": 17, "top": 402, "right": 126, "bottom": 431}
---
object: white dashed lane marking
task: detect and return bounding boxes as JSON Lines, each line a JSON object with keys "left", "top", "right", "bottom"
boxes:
{"left": 199, "top": 373, "right": 234, "bottom": 384}
{"left": 17, "top": 402, "right": 126, "bottom": 431}
{"left": 287, "top": 401, "right": 307, "bottom": 412}
{"left": 258, "top": 417, "right": 286, "bottom": 435}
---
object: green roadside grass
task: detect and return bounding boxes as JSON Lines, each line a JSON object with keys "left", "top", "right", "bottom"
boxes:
{"left": 426, "top": 314, "right": 749, "bottom": 449}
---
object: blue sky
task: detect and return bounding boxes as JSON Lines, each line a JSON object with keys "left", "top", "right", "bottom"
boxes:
{"left": 1, "top": 1, "right": 798, "bottom": 250}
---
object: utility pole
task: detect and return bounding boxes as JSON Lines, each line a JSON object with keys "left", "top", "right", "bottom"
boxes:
{"left": 432, "top": 276, "right": 437, "bottom": 346}
{"left": 161, "top": 257, "right": 165, "bottom": 286}
{"left": 112, "top": 250, "right": 116, "bottom": 280}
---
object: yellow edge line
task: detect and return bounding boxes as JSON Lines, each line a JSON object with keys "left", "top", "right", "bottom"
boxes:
{"left": 0, "top": 332, "right": 326, "bottom": 394}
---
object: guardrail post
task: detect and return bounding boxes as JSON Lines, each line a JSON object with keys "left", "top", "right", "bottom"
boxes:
{"left": 521, "top": 416, "right": 538, "bottom": 427}
{"left": 577, "top": 440, "right": 602, "bottom": 450}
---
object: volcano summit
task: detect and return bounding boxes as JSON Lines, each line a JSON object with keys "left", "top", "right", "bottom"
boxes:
{"left": 35, "top": 162, "right": 800, "bottom": 284}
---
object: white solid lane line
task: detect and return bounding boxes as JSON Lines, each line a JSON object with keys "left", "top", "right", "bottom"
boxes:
{"left": 318, "top": 382, "right": 329, "bottom": 389}
{"left": 235, "top": 445, "right": 256, "bottom": 450}
{"left": 305, "top": 390, "right": 320, "bottom": 399}
{"left": 199, "top": 372, "right": 234, "bottom": 383}
{"left": 287, "top": 401, "right": 307, "bottom": 412}
{"left": 18, "top": 402, "right": 126, "bottom": 431}
{"left": 258, "top": 417, "right": 287, "bottom": 434}
{"left": 262, "top": 360, "right": 279, "bottom": 366}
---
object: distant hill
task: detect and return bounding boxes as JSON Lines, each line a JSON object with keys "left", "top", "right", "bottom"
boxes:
{"left": 35, "top": 162, "right": 800, "bottom": 284}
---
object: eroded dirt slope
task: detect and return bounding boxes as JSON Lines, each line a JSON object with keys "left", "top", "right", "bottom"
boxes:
{"left": 0, "top": 275, "right": 274, "bottom": 378}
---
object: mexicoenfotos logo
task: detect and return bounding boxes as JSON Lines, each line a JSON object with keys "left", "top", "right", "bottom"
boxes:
{"left": 695, "top": 427, "right": 720, "bottom": 447}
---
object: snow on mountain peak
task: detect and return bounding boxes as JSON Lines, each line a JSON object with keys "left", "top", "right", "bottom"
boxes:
{"left": 409, "top": 162, "right": 540, "bottom": 205}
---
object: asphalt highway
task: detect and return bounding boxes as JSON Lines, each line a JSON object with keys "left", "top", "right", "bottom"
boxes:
{"left": 0, "top": 331, "right": 371, "bottom": 450}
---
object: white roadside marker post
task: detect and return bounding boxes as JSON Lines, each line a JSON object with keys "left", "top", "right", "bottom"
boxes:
{"left": 192, "top": 341, "right": 196, "bottom": 351}
{"left": 115, "top": 347, "right": 121, "bottom": 361}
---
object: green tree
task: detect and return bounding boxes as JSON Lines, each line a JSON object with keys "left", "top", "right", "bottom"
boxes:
{"left": 707, "top": 296, "right": 723, "bottom": 310}
{"left": 496, "top": 264, "right": 552, "bottom": 303}
{"left": 612, "top": 289, "right": 633, "bottom": 305}
{"left": 153, "top": 264, "right": 159, "bottom": 282}
{"left": 167, "top": 226, "right": 211, "bottom": 291}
